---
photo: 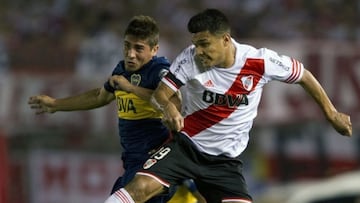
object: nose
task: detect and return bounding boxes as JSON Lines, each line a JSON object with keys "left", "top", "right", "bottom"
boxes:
{"left": 126, "top": 48, "right": 136, "bottom": 58}
{"left": 195, "top": 47, "right": 203, "bottom": 56}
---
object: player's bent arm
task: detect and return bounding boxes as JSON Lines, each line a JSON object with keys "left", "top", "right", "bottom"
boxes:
{"left": 151, "top": 82, "right": 184, "bottom": 131}
{"left": 123, "top": 83, "right": 180, "bottom": 107}
{"left": 127, "top": 85, "right": 155, "bottom": 101}
{"left": 298, "top": 69, "right": 352, "bottom": 136}
{"left": 151, "top": 82, "right": 176, "bottom": 112}
{"left": 109, "top": 75, "right": 154, "bottom": 101}
{"left": 109, "top": 73, "right": 181, "bottom": 109}
{"left": 170, "top": 90, "right": 182, "bottom": 111}
{"left": 298, "top": 69, "right": 336, "bottom": 119}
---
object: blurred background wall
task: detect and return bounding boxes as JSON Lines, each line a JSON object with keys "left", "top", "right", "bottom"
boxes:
{"left": 0, "top": 0, "right": 359, "bottom": 203}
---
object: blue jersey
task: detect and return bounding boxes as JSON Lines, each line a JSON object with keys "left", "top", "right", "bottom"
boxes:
{"left": 104, "top": 56, "right": 180, "bottom": 202}
{"left": 104, "top": 56, "right": 170, "bottom": 160}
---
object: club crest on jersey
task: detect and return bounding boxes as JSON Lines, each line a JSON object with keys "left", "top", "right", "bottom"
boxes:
{"left": 241, "top": 75, "right": 254, "bottom": 91}
{"left": 143, "top": 158, "right": 157, "bottom": 169}
{"left": 143, "top": 147, "right": 171, "bottom": 169}
{"left": 131, "top": 74, "right": 141, "bottom": 86}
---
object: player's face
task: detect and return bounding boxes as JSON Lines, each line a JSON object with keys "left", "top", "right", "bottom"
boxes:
{"left": 191, "top": 31, "right": 230, "bottom": 68}
{"left": 123, "top": 35, "right": 158, "bottom": 72}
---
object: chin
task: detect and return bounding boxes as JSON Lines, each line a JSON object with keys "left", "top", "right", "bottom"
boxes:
{"left": 203, "top": 62, "right": 213, "bottom": 68}
{"left": 125, "top": 66, "right": 138, "bottom": 72}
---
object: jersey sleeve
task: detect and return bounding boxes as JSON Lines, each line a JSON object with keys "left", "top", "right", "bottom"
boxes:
{"left": 149, "top": 57, "right": 171, "bottom": 89}
{"left": 150, "top": 66, "right": 169, "bottom": 88}
{"left": 262, "top": 48, "right": 304, "bottom": 83}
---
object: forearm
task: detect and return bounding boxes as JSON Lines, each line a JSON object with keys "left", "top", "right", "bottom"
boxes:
{"left": 151, "top": 86, "right": 174, "bottom": 112}
{"left": 299, "top": 69, "right": 336, "bottom": 120}
{"left": 54, "top": 88, "right": 112, "bottom": 111}
{"left": 128, "top": 85, "right": 154, "bottom": 101}
{"left": 109, "top": 75, "right": 154, "bottom": 101}
{"left": 152, "top": 82, "right": 184, "bottom": 131}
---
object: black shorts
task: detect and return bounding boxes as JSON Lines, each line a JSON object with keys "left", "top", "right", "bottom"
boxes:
{"left": 137, "top": 132, "right": 252, "bottom": 203}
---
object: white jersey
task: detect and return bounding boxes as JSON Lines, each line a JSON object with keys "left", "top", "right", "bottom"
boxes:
{"left": 162, "top": 39, "right": 304, "bottom": 157}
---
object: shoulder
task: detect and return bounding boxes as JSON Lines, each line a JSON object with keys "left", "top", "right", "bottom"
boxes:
{"left": 171, "top": 45, "right": 196, "bottom": 69}
{"left": 180, "top": 45, "right": 195, "bottom": 62}
{"left": 231, "top": 39, "right": 274, "bottom": 60}
{"left": 150, "top": 56, "right": 171, "bottom": 68}
{"left": 145, "top": 56, "right": 170, "bottom": 75}
{"left": 142, "top": 57, "right": 171, "bottom": 81}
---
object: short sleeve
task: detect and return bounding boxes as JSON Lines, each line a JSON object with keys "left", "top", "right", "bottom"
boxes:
{"left": 263, "top": 48, "right": 304, "bottom": 83}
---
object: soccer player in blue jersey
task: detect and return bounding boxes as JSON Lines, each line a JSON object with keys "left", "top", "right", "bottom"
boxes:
{"left": 28, "top": 15, "right": 201, "bottom": 203}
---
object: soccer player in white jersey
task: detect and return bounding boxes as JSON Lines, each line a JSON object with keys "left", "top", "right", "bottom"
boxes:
{"left": 104, "top": 8, "right": 352, "bottom": 203}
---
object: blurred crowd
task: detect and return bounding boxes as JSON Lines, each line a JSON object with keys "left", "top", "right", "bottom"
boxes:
{"left": 0, "top": 0, "right": 359, "bottom": 75}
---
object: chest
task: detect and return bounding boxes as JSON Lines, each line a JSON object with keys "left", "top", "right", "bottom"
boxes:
{"left": 187, "top": 66, "right": 265, "bottom": 96}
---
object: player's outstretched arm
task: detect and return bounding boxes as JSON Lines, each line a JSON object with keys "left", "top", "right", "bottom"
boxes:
{"left": 28, "top": 87, "right": 115, "bottom": 114}
{"left": 298, "top": 69, "right": 352, "bottom": 136}
{"left": 28, "top": 95, "right": 57, "bottom": 114}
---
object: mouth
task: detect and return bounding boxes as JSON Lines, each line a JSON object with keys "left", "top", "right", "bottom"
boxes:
{"left": 125, "top": 60, "right": 137, "bottom": 67}
{"left": 124, "top": 60, "right": 138, "bottom": 71}
{"left": 126, "top": 60, "right": 135, "bottom": 64}
{"left": 196, "top": 55, "right": 211, "bottom": 67}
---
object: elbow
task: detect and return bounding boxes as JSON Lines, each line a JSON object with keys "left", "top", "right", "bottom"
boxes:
{"left": 298, "top": 69, "right": 310, "bottom": 85}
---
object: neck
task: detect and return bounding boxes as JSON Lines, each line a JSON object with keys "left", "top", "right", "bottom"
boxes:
{"left": 221, "top": 42, "right": 236, "bottom": 68}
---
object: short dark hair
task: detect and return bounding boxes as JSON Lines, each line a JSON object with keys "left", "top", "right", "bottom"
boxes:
{"left": 124, "top": 15, "right": 159, "bottom": 48}
{"left": 187, "top": 9, "right": 231, "bottom": 36}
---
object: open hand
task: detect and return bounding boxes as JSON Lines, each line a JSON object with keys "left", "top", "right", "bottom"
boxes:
{"left": 28, "top": 95, "right": 56, "bottom": 114}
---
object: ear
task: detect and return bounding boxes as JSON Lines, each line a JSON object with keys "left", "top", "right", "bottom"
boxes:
{"left": 222, "top": 33, "right": 231, "bottom": 46}
{"left": 151, "top": 44, "right": 159, "bottom": 56}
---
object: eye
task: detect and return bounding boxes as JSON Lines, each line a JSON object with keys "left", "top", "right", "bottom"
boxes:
{"left": 124, "top": 43, "right": 130, "bottom": 50}
{"left": 198, "top": 42, "right": 210, "bottom": 48}
{"left": 203, "top": 43, "right": 210, "bottom": 47}
{"left": 135, "top": 45, "right": 145, "bottom": 52}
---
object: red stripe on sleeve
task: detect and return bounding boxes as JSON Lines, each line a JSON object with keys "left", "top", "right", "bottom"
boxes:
{"left": 285, "top": 59, "right": 302, "bottom": 83}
